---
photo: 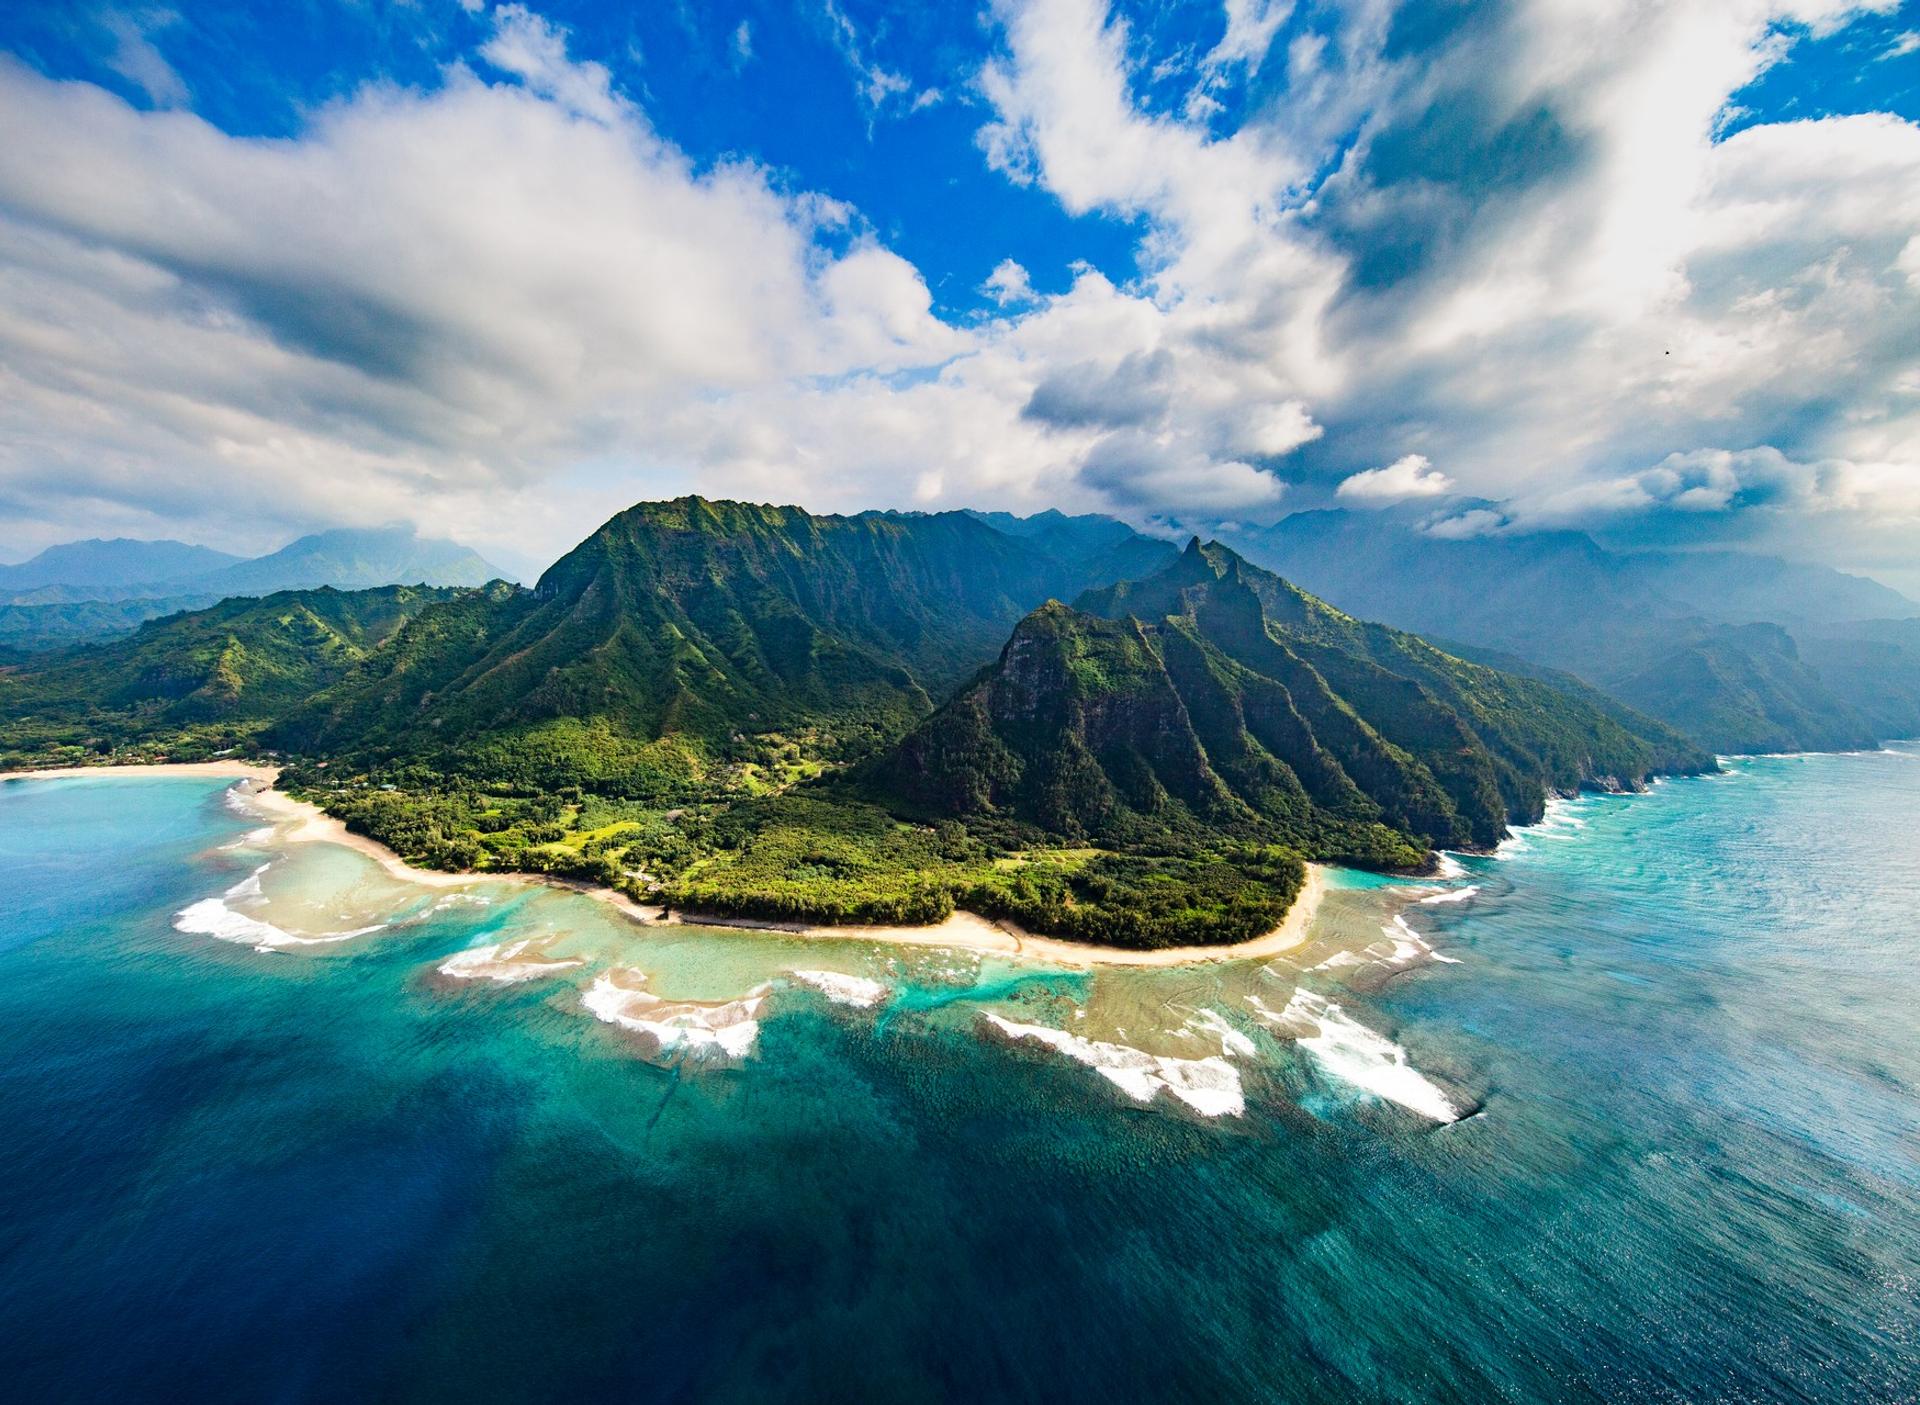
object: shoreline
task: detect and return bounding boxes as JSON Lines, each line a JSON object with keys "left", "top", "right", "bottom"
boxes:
{"left": 0, "top": 761, "right": 1327, "bottom": 967}
{"left": 675, "top": 861, "right": 1328, "bottom": 968}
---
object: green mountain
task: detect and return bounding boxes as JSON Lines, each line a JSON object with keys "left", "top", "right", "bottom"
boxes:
{"left": 0, "top": 529, "right": 504, "bottom": 638}
{"left": 1605, "top": 624, "right": 1877, "bottom": 754}
{"left": 1795, "top": 618, "right": 1920, "bottom": 740}
{"left": 870, "top": 541, "right": 1709, "bottom": 864}
{"left": 1226, "top": 509, "right": 1910, "bottom": 752}
{"left": 274, "top": 497, "right": 1178, "bottom": 793}
{"left": 0, "top": 585, "right": 461, "bottom": 766}
{"left": 0, "top": 594, "right": 220, "bottom": 654}
{"left": 0, "top": 503, "right": 1723, "bottom": 948}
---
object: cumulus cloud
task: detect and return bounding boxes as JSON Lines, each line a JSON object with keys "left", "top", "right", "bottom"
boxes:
{"left": 982, "top": 258, "right": 1035, "bottom": 306}
{"left": 0, "top": 20, "right": 974, "bottom": 559}
{"left": 0, "top": 0, "right": 1916, "bottom": 586}
{"left": 1336, "top": 454, "right": 1455, "bottom": 504}
{"left": 1422, "top": 509, "right": 1508, "bottom": 541}
{"left": 480, "top": 4, "right": 625, "bottom": 124}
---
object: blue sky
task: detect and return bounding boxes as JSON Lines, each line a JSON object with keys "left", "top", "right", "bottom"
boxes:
{"left": 0, "top": 0, "right": 1915, "bottom": 586}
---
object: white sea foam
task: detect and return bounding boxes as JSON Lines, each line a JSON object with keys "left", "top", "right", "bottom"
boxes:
{"left": 583, "top": 971, "right": 768, "bottom": 1058}
{"left": 788, "top": 969, "right": 888, "bottom": 1008}
{"left": 173, "top": 862, "right": 384, "bottom": 953}
{"left": 1249, "top": 988, "right": 1459, "bottom": 1123}
{"left": 428, "top": 893, "right": 493, "bottom": 913}
{"left": 173, "top": 897, "right": 303, "bottom": 952}
{"left": 218, "top": 825, "right": 279, "bottom": 851}
{"left": 1418, "top": 885, "right": 1480, "bottom": 906}
{"left": 438, "top": 939, "right": 583, "bottom": 984}
{"left": 1433, "top": 852, "right": 1468, "bottom": 879}
{"left": 1311, "top": 950, "right": 1368, "bottom": 971}
{"left": 1312, "top": 913, "right": 1459, "bottom": 972}
{"left": 982, "top": 1013, "right": 1245, "bottom": 1117}
{"left": 1186, "top": 1008, "right": 1257, "bottom": 1058}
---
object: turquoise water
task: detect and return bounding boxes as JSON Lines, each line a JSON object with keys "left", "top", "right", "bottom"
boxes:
{"left": 2, "top": 753, "right": 1917, "bottom": 1402}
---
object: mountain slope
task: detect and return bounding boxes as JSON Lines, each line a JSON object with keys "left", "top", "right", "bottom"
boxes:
{"left": 0, "top": 595, "right": 221, "bottom": 654}
{"left": 870, "top": 541, "right": 1710, "bottom": 865}
{"left": 0, "top": 528, "right": 504, "bottom": 619}
{"left": 275, "top": 497, "right": 1173, "bottom": 791}
{"left": 0, "top": 585, "right": 461, "bottom": 766}
{"left": 1605, "top": 624, "right": 1877, "bottom": 753}
{"left": 0, "top": 539, "right": 243, "bottom": 595}
{"left": 1794, "top": 619, "right": 1920, "bottom": 740}
{"left": 204, "top": 526, "right": 503, "bottom": 594}
{"left": 1227, "top": 509, "right": 1901, "bottom": 752}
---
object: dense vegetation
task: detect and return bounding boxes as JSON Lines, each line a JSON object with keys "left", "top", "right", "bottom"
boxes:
{"left": 0, "top": 585, "right": 460, "bottom": 767}
{"left": 269, "top": 497, "right": 1177, "bottom": 793}
{"left": 1, "top": 500, "right": 1715, "bottom": 948}
{"left": 869, "top": 542, "right": 1709, "bottom": 863}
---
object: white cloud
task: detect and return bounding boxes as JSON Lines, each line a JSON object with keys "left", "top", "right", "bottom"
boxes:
{"left": 480, "top": 4, "right": 624, "bottom": 124}
{"left": 1204, "top": 0, "right": 1293, "bottom": 74}
{"left": 0, "top": 38, "right": 968, "bottom": 561}
{"left": 820, "top": 0, "right": 913, "bottom": 117}
{"left": 101, "top": 7, "right": 187, "bottom": 107}
{"left": 1336, "top": 454, "right": 1455, "bottom": 504}
{"left": 1421, "top": 508, "right": 1507, "bottom": 540}
{"left": 982, "top": 258, "right": 1036, "bottom": 305}
{"left": 1, "top": 0, "right": 1917, "bottom": 587}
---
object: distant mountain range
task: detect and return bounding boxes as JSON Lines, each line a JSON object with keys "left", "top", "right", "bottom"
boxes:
{"left": 1222, "top": 508, "right": 1920, "bottom": 752}
{"left": 0, "top": 527, "right": 505, "bottom": 651}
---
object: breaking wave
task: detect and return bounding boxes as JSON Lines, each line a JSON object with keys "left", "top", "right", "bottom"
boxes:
{"left": 583, "top": 970, "right": 768, "bottom": 1059}
{"left": 173, "top": 863, "right": 385, "bottom": 953}
{"left": 981, "top": 1013, "right": 1245, "bottom": 1118}
{"left": 788, "top": 969, "right": 888, "bottom": 1008}
{"left": 1248, "top": 988, "right": 1459, "bottom": 1123}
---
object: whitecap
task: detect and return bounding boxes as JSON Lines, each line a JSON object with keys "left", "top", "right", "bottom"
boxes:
{"left": 1186, "top": 1008, "right": 1257, "bottom": 1058}
{"left": 788, "top": 969, "right": 888, "bottom": 1008}
{"left": 982, "top": 1013, "right": 1245, "bottom": 1117}
{"left": 1311, "top": 950, "right": 1368, "bottom": 971}
{"left": 583, "top": 971, "right": 767, "bottom": 1058}
{"left": 1418, "top": 885, "right": 1480, "bottom": 906}
{"left": 1248, "top": 988, "right": 1459, "bottom": 1123}
{"left": 1312, "top": 914, "right": 1459, "bottom": 973}
{"left": 438, "top": 938, "right": 583, "bottom": 985}
{"left": 173, "top": 862, "right": 384, "bottom": 953}
{"left": 218, "top": 825, "right": 279, "bottom": 852}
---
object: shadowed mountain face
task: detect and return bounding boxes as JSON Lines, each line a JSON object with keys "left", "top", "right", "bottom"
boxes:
{"left": 871, "top": 541, "right": 1710, "bottom": 864}
{"left": 1225, "top": 510, "right": 1917, "bottom": 752}
{"left": 272, "top": 498, "right": 1182, "bottom": 791}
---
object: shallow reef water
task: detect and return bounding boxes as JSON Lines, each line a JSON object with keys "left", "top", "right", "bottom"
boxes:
{"left": 2, "top": 750, "right": 1917, "bottom": 1402}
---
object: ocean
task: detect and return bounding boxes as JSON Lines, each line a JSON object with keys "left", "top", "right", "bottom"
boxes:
{"left": 1, "top": 749, "right": 1916, "bottom": 1403}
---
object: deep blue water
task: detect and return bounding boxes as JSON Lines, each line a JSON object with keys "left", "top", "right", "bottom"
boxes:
{"left": 1, "top": 753, "right": 1917, "bottom": 1403}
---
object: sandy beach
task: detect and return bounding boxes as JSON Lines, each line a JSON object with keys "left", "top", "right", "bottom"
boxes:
{"left": 0, "top": 761, "right": 1326, "bottom": 967}
{"left": 677, "top": 862, "right": 1327, "bottom": 968}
